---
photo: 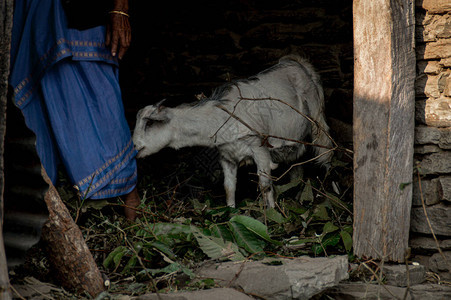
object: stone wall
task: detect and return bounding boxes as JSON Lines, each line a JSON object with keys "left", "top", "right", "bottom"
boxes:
{"left": 412, "top": 0, "right": 451, "bottom": 280}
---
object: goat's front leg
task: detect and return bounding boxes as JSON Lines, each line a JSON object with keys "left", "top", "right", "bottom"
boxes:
{"left": 252, "top": 147, "right": 275, "bottom": 208}
{"left": 220, "top": 158, "right": 238, "bottom": 207}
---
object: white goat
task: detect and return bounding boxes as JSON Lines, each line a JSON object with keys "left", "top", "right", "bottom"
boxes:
{"left": 133, "top": 55, "right": 333, "bottom": 208}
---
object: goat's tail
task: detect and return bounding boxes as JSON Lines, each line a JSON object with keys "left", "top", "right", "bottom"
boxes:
{"left": 280, "top": 54, "right": 334, "bottom": 168}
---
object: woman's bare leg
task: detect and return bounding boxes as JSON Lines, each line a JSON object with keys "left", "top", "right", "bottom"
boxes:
{"left": 123, "top": 187, "right": 140, "bottom": 220}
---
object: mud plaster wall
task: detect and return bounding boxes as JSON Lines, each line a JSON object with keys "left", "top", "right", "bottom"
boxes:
{"left": 411, "top": 0, "right": 451, "bottom": 280}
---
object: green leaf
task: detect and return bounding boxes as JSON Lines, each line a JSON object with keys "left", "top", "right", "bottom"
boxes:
{"left": 312, "top": 244, "right": 324, "bottom": 255}
{"left": 192, "top": 198, "right": 208, "bottom": 213}
{"left": 322, "top": 233, "right": 341, "bottom": 248}
{"left": 146, "top": 223, "right": 192, "bottom": 236}
{"left": 312, "top": 205, "right": 329, "bottom": 220}
{"left": 265, "top": 208, "right": 287, "bottom": 224}
{"left": 399, "top": 182, "right": 412, "bottom": 191}
{"left": 123, "top": 254, "right": 138, "bottom": 274}
{"left": 210, "top": 224, "right": 234, "bottom": 242}
{"left": 180, "top": 265, "right": 196, "bottom": 279}
{"left": 148, "top": 241, "right": 176, "bottom": 261}
{"left": 103, "top": 246, "right": 128, "bottom": 269}
{"left": 286, "top": 238, "right": 315, "bottom": 245}
{"left": 340, "top": 230, "right": 353, "bottom": 252}
{"left": 325, "top": 193, "right": 351, "bottom": 212}
{"left": 299, "top": 180, "right": 314, "bottom": 203}
{"left": 229, "top": 215, "right": 282, "bottom": 245}
{"left": 322, "top": 222, "right": 339, "bottom": 234}
{"left": 136, "top": 228, "right": 153, "bottom": 238}
{"left": 286, "top": 205, "right": 307, "bottom": 215}
{"left": 274, "top": 178, "right": 301, "bottom": 199}
{"left": 342, "top": 224, "right": 353, "bottom": 234}
{"left": 195, "top": 278, "right": 216, "bottom": 289}
{"left": 228, "top": 221, "right": 265, "bottom": 254}
{"left": 82, "top": 199, "right": 110, "bottom": 210}
{"left": 205, "top": 206, "right": 239, "bottom": 218}
{"left": 191, "top": 226, "right": 244, "bottom": 261}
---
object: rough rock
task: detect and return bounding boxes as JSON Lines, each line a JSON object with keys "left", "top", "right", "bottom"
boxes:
{"left": 412, "top": 178, "right": 441, "bottom": 206}
{"left": 324, "top": 283, "right": 409, "bottom": 300}
{"left": 415, "top": 74, "right": 447, "bottom": 98}
{"left": 440, "top": 176, "right": 451, "bottom": 202}
{"left": 416, "top": 151, "right": 451, "bottom": 175}
{"left": 417, "top": 60, "right": 442, "bottom": 75}
{"left": 417, "top": 13, "right": 451, "bottom": 42}
{"left": 410, "top": 284, "right": 451, "bottom": 299}
{"left": 445, "top": 74, "right": 451, "bottom": 96}
{"left": 415, "top": 126, "right": 442, "bottom": 144}
{"left": 415, "top": 98, "right": 451, "bottom": 127}
{"left": 136, "top": 288, "right": 254, "bottom": 300}
{"left": 411, "top": 176, "right": 451, "bottom": 205}
{"left": 428, "top": 251, "right": 451, "bottom": 280}
{"left": 414, "top": 144, "right": 441, "bottom": 154}
{"left": 326, "top": 282, "right": 451, "bottom": 300}
{"left": 415, "top": 126, "right": 451, "bottom": 149}
{"left": 196, "top": 256, "right": 348, "bottom": 300}
{"left": 441, "top": 57, "right": 451, "bottom": 67}
{"left": 415, "top": 74, "right": 440, "bottom": 98}
{"left": 417, "top": 0, "right": 451, "bottom": 14}
{"left": 381, "top": 265, "right": 426, "bottom": 287}
{"left": 410, "top": 236, "right": 451, "bottom": 252}
{"left": 410, "top": 203, "right": 451, "bottom": 236}
{"left": 417, "top": 39, "right": 451, "bottom": 60}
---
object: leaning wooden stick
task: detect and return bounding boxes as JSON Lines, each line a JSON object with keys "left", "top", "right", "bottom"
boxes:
{"left": 40, "top": 167, "right": 105, "bottom": 297}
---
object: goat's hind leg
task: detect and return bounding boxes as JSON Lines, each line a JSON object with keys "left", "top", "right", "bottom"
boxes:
{"left": 252, "top": 147, "right": 275, "bottom": 208}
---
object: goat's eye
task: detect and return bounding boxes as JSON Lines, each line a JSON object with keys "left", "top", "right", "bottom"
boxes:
{"left": 144, "top": 118, "right": 154, "bottom": 131}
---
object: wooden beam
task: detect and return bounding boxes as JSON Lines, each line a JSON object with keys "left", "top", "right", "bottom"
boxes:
{"left": 353, "top": 0, "right": 416, "bottom": 262}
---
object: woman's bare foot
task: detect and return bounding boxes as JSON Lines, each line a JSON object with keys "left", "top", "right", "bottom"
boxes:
{"left": 123, "top": 187, "right": 140, "bottom": 220}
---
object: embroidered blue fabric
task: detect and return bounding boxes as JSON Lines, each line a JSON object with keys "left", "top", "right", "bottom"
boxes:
{"left": 10, "top": 0, "right": 137, "bottom": 199}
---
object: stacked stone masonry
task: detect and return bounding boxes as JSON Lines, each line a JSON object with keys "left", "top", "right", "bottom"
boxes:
{"left": 412, "top": 0, "right": 451, "bottom": 281}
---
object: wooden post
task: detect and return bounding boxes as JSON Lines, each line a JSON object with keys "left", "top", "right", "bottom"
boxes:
{"left": 353, "top": 0, "right": 416, "bottom": 262}
{"left": 0, "top": 1, "right": 13, "bottom": 299}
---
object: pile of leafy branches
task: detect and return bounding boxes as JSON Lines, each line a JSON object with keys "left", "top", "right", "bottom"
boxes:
{"left": 61, "top": 149, "right": 354, "bottom": 295}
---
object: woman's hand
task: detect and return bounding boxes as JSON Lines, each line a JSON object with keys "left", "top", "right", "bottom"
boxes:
{"left": 105, "top": 0, "right": 131, "bottom": 59}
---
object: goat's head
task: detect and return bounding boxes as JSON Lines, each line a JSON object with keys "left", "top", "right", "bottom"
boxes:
{"left": 132, "top": 100, "right": 173, "bottom": 158}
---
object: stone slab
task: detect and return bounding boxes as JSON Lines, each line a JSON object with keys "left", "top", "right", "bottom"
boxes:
{"left": 196, "top": 256, "right": 348, "bottom": 300}
{"left": 325, "top": 282, "right": 409, "bottom": 300}
{"left": 137, "top": 288, "right": 253, "bottom": 300}
{"left": 326, "top": 282, "right": 451, "bottom": 300}
{"left": 410, "top": 284, "right": 451, "bottom": 299}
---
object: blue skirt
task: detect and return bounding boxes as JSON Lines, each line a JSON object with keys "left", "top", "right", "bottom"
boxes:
{"left": 10, "top": 0, "right": 137, "bottom": 199}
